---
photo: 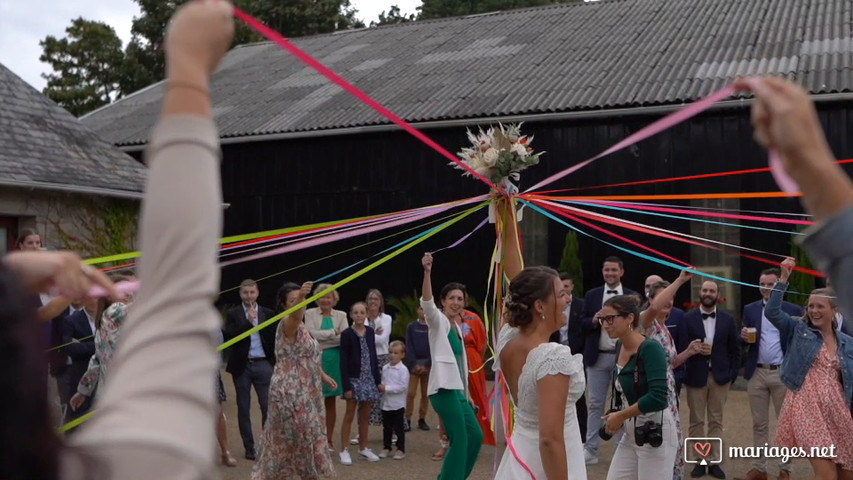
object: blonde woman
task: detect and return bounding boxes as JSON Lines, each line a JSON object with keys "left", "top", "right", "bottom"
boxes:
{"left": 305, "top": 284, "right": 348, "bottom": 451}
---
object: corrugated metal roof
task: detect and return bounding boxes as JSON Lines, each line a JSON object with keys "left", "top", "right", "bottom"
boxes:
{"left": 82, "top": 0, "right": 853, "bottom": 146}
{"left": 0, "top": 63, "right": 147, "bottom": 194}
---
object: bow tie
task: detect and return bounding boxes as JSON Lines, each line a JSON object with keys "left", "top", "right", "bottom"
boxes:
{"left": 702, "top": 312, "right": 716, "bottom": 319}
{"left": 606, "top": 290, "right": 618, "bottom": 295}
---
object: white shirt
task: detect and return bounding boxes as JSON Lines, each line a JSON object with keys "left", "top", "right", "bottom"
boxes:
{"left": 758, "top": 302, "right": 784, "bottom": 365}
{"left": 599, "top": 285, "right": 623, "bottom": 351}
{"left": 243, "top": 304, "right": 266, "bottom": 359}
{"left": 701, "top": 307, "right": 717, "bottom": 345}
{"left": 559, "top": 300, "right": 573, "bottom": 346}
{"left": 370, "top": 313, "right": 393, "bottom": 355}
{"left": 380, "top": 361, "right": 410, "bottom": 411}
{"left": 84, "top": 309, "right": 97, "bottom": 335}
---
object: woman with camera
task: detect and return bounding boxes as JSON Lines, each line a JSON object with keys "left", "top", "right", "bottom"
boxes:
{"left": 599, "top": 295, "right": 678, "bottom": 480}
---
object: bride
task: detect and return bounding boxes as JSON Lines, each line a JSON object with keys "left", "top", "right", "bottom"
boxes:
{"left": 494, "top": 200, "right": 588, "bottom": 480}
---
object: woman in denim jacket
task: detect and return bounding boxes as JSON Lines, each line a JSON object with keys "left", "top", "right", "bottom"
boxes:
{"left": 765, "top": 257, "right": 853, "bottom": 480}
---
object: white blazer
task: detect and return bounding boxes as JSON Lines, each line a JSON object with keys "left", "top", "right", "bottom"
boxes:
{"left": 304, "top": 307, "right": 348, "bottom": 351}
{"left": 369, "top": 313, "right": 392, "bottom": 355}
{"left": 421, "top": 298, "right": 469, "bottom": 397}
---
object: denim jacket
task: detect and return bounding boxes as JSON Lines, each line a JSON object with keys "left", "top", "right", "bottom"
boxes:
{"left": 765, "top": 281, "right": 853, "bottom": 412}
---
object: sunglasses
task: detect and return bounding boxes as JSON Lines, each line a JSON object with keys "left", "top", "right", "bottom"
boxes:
{"left": 596, "top": 314, "right": 623, "bottom": 325}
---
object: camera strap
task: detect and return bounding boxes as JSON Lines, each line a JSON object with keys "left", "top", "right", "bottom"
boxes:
{"left": 634, "top": 340, "right": 665, "bottom": 425}
{"left": 610, "top": 341, "right": 624, "bottom": 411}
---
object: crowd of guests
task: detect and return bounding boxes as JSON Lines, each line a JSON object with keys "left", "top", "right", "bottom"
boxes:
{"left": 3, "top": 4, "right": 853, "bottom": 480}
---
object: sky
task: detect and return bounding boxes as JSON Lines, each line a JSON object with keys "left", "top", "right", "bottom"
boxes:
{"left": 0, "top": 0, "right": 422, "bottom": 92}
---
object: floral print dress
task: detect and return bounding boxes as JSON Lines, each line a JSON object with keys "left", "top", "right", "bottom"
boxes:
{"left": 775, "top": 343, "right": 853, "bottom": 470}
{"left": 77, "top": 303, "right": 129, "bottom": 398}
{"left": 644, "top": 318, "right": 685, "bottom": 480}
{"left": 252, "top": 323, "right": 333, "bottom": 480}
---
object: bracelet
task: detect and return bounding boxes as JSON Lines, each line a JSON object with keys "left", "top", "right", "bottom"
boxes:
{"left": 167, "top": 81, "right": 209, "bottom": 96}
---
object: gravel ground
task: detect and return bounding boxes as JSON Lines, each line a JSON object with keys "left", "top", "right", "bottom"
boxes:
{"left": 216, "top": 371, "right": 815, "bottom": 480}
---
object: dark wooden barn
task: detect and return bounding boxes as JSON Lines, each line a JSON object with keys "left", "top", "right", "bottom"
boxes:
{"left": 82, "top": 0, "right": 853, "bottom": 319}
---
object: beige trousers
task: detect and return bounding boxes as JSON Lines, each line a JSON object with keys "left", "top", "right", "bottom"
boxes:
{"left": 686, "top": 373, "right": 730, "bottom": 461}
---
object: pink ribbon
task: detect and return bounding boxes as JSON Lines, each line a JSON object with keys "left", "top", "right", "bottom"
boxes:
{"left": 232, "top": 7, "right": 500, "bottom": 192}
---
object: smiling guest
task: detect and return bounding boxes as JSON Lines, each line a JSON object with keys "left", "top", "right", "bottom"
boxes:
{"left": 598, "top": 295, "right": 676, "bottom": 480}
{"left": 580, "top": 256, "right": 638, "bottom": 464}
{"left": 765, "top": 257, "right": 853, "bottom": 480}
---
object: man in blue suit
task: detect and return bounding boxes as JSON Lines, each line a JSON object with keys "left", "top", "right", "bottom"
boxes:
{"left": 62, "top": 298, "right": 99, "bottom": 424}
{"left": 579, "top": 256, "right": 637, "bottom": 465}
{"left": 679, "top": 280, "right": 739, "bottom": 479}
{"left": 737, "top": 268, "right": 803, "bottom": 480}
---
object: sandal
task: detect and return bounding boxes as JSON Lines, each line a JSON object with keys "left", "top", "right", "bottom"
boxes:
{"left": 431, "top": 446, "right": 447, "bottom": 461}
{"left": 221, "top": 451, "right": 238, "bottom": 467}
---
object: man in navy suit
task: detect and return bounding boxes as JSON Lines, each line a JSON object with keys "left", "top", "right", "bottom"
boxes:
{"left": 579, "top": 256, "right": 637, "bottom": 464}
{"left": 63, "top": 298, "right": 99, "bottom": 424}
{"left": 549, "top": 272, "right": 587, "bottom": 441}
{"left": 737, "top": 268, "right": 802, "bottom": 480}
{"left": 679, "top": 281, "right": 739, "bottom": 479}
{"left": 223, "top": 279, "right": 276, "bottom": 460}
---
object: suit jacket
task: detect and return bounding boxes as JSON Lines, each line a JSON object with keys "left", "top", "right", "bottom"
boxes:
{"left": 64, "top": 310, "right": 97, "bottom": 394}
{"left": 740, "top": 299, "right": 804, "bottom": 380}
{"left": 580, "top": 285, "right": 638, "bottom": 367}
{"left": 421, "top": 298, "right": 469, "bottom": 397}
{"left": 678, "top": 308, "right": 740, "bottom": 387}
{"left": 664, "top": 307, "right": 686, "bottom": 382}
{"left": 223, "top": 304, "right": 276, "bottom": 376}
{"left": 549, "top": 297, "right": 586, "bottom": 355}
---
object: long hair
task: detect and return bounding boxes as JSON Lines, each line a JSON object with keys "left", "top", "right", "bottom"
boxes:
{"left": 0, "top": 265, "right": 60, "bottom": 480}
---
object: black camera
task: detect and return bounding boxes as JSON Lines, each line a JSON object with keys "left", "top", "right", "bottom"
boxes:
{"left": 598, "top": 409, "right": 620, "bottom": 441}
{"left": 634, "top": 420, "right": 663, "bottom": 447}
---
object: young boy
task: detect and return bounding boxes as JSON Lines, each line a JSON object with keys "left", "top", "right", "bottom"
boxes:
{"left": 379, "top": 340, "right": 409, "bottom": 460}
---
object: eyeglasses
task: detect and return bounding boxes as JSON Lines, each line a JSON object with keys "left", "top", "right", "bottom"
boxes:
{"left": 596, "top": 314, "right": 623, "bottom": 325}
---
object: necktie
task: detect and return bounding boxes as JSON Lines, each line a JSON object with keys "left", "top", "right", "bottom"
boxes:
{"left": 606, "top": 290, "right": 618, "bottom": 294}
{"left": 702, "top": 312, "right": 715, "bottom": 319}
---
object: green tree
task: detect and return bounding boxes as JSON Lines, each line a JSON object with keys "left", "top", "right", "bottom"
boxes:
{"left": 418, "top": 0, "right": 567, "bottom": 19}
{"left": 371, "top": 5, "right": 416, "bottom": 26}
{"left": 39, "top": 18, "right": 125, "bottom": 116}
{"left": 558, "top": 231, "right": 583, "bottom": 297}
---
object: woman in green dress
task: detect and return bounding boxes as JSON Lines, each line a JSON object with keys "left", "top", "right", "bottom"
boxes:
{"left": 305, "top": 283, "right": 349, "bottom": 451}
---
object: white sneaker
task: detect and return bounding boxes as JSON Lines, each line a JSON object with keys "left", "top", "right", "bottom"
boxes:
{"left": 339, "top": 450, "right": 352, "bottom": 466}
{"left": 379, "top": 449, "right": 391, "bottom": 458}
{"left": 359, "top": 448, "right": 380, "bottom": 462}
{"left": 394, "top": 450, "right": 406, "bottom": 460}
{"left": 392, "top": 434, "right": 398, "bottom": 443}
{"left": 584, "top": 449, "right": 598, "bottom": 465}
{"left": 350, "top": 435, "right": 359, "bottom": 445}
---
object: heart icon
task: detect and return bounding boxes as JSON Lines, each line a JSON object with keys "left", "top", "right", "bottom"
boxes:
{"left": 694, "top": 442, "right": 712, "bottom": 458}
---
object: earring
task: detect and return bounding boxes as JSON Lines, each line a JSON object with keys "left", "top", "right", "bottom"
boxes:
{"left": 541, "top": 315, "right": 545, "bottom": 320}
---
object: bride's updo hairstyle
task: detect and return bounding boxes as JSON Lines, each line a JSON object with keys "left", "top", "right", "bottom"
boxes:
{"left": 505, "top": 266, "right": 560, "bottom": 328}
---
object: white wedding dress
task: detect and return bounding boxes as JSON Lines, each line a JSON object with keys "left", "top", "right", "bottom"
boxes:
{"left": 494, "top": 324, "right": 588, "bottom": 480}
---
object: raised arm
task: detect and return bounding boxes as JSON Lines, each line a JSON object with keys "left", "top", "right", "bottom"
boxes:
{"left": 642, "top": 270, "right": 691, "bottom": 326}
{"left": 764, "top": 258, "right": 799, "bottom": 338}
{"left": 282, "top": 282, "right": 313, "bottom": 340}
{"left": 494, "top": 196, "right": 523, "bottom": 281}
{"left": 65, "top": 2, "right": 235, "bottom": 476}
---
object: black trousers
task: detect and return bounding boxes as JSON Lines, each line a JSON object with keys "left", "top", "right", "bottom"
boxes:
{"left": 382, "top": 407, "right": 406, "bottom": 452}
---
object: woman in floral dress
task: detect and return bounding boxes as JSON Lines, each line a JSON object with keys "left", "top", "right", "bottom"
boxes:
{"left": 641, "top": 271, "right": 704, "bottom": 480}
{"left": 765, "top": 258, "right": 853, "bottom": 480}
{"left": 252, "top": 281, "right": 337, "bottom": 480}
